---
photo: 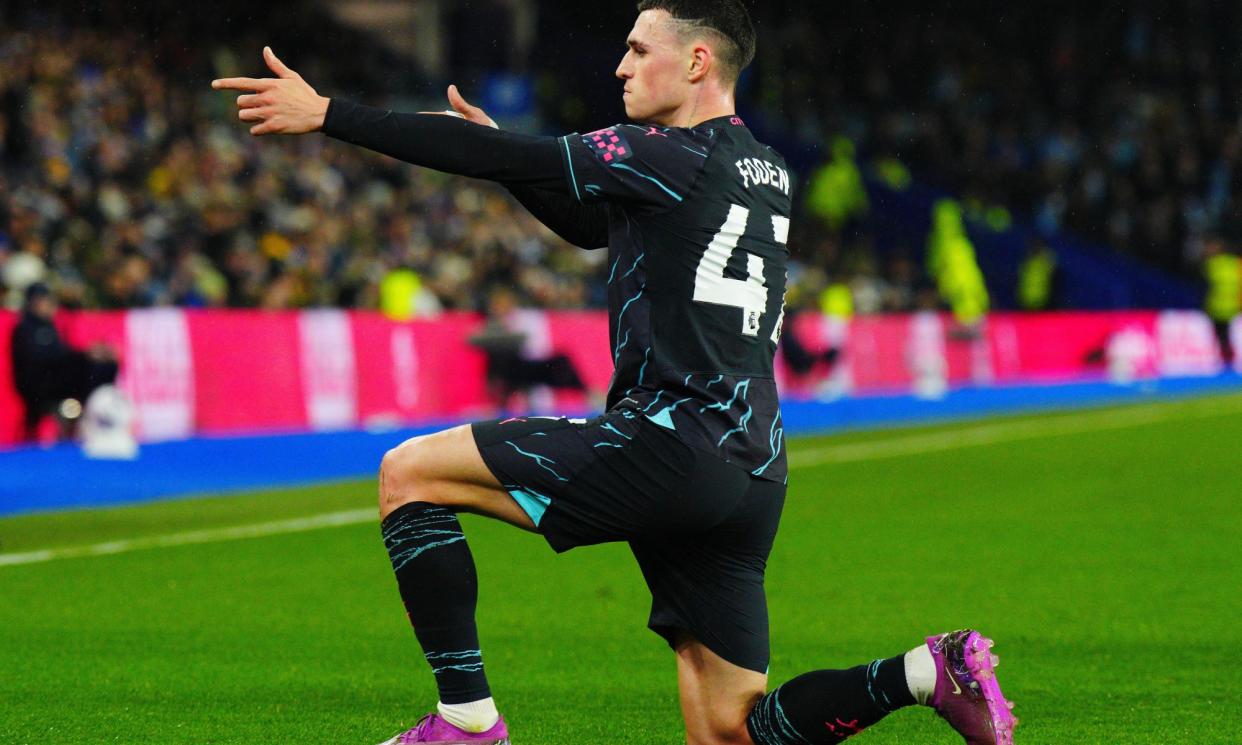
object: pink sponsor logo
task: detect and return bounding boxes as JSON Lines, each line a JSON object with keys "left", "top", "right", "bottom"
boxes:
{"left": 584, "top": 127, "right": 631, "bottom": 163}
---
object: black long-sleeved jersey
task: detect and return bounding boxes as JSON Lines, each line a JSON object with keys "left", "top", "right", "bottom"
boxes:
{"left": 324, "top": 103, "right": 791, "bottom": 482}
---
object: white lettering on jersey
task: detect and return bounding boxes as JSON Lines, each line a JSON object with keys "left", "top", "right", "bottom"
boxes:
{"left": 735, "top": 158, "right": 791, "bottom": 195}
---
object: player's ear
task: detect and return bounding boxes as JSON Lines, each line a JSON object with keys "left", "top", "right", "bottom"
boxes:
{"left": 687, "top": 43, "right": 711, "bottom": 84}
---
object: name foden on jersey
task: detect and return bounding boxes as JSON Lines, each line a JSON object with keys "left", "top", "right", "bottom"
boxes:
{"left": 735, "top": 157, "right": 791, "bottom": 195}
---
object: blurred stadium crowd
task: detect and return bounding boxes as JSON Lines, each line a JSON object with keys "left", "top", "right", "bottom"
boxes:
{"left": 766, "top": 3, "right": 1242, "bottom": 275}
{"left": 0, "top": 1, "right": 1238, "bottom": 315}
{"left": 0, "top": 24, "right": 599, "bottom": 314}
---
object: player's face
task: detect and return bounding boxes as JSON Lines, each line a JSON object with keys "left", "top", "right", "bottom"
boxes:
{"left": 616, "top": 10, "right": 692, "bottom": 125}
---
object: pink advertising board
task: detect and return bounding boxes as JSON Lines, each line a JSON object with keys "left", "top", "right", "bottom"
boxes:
{"left": 0, "top": 309, "right": 1230, "bottom": 448}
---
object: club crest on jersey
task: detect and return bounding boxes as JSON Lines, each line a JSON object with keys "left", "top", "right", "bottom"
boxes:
{"left": 584, "top": 128, "right": 632, "bottom": 164}
{"left": 746, "top": 309, "right": 761, "bottom": 336}
{"left": 735, "top": 157, "right": 791, "bottom": 195}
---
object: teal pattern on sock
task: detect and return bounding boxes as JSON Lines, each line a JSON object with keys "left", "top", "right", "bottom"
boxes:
{"left": 382, "top": 502, "right": 491, "bottom": 704}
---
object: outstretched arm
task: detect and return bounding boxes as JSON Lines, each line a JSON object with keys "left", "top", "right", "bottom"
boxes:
{"left": 322, "top": 99, "right": 565, "bottom": 188}
{"left": 507, "top": 186, "right": 609, "bottom": 249}
{"left": 213, "top": 48, "right": 564, "bottom": 189}
{"left": 437, "top": 88, "right": 609, "bottom": 249}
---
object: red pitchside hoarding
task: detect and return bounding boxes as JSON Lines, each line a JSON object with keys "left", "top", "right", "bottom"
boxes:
{"left": 0, "top": 309, "right": 1232, "bottom": 448}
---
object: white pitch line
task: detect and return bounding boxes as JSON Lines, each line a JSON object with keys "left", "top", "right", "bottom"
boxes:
{"left": 3, "top": 394, "right": 1241, "bottom": 569}
{"left": 0, "top": 508, "right": 375, "bottom": 568}
{"left": 787, "top": 394, "right": 1242, "bottom": 468}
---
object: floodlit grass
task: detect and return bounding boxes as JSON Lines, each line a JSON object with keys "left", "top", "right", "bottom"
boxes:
{"left": 2, "top": 394, "right": 1240, "bottom": 743}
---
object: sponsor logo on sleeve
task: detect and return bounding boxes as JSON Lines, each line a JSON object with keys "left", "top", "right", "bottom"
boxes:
{"left": 583, "top": 127, "right": 633, "bottom": 164}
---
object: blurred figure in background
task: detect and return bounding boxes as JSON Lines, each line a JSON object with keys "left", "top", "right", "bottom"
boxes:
{"left": 1202, "top": 235, "right": 1239, "bottom": 364}
{"left": 9, "top": 283, "right": 118, "bottom": 442}
{"left": 805, "top": 136, "right": 869, "bottom": 234}
{"left": 814, "top": 277, "right": 854, "bottom": 399}
{"left": 1017, "top": 239, "right": 1060, "bottom": 311}
{"left": 469, "top": 286, "right": 588, "bottom": 410}
{"left": 927, "top": 199, "right": 989, "bottom": 334}
{"left": 778, "top": 293, "right": 841, "bottom": 386}
{"left": 379, "top": 266, "right": 442, "bottom": 320}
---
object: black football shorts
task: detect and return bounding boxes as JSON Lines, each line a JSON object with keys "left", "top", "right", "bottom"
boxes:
{"left": 471, "top": 406, "right": 785, "bottom": 673}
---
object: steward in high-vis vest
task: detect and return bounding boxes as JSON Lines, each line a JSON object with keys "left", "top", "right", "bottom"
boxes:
{"left": 1018, "top": 242, "right": 1058, "bottom": 311}
{"left": 380, "top": 267, "right": 441, "bottom": 320}
{"left": 807, "top": 137, "right": 869, "bottom": 233}
{"left": 927, "top": 199, "right": 989, "bottom": 326}
{"left": 1203, "top": 236, "right": 1240, "bottom": 362}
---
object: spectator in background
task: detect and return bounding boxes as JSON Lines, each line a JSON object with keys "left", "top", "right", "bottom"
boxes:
{"left": 468, "top": 286, "right": 588, "bottom": 410}
{"left": 1017, "top": 239, "right": 1060, "bottom": 311}
{"left": 779, "top": 287, "right": 842, "bottom": 384}
{"left": 0, "top": 26, "right": 607, "bottom": 316}
{"left": 805, "top": 137, "right": 869, "bottom": 234}
{"left": 926, "top": 199, "right": 989, "bottom": 333}
{"left": 1202, "top": 235, "right": 1239, "bottom": 363}
{"left": 750, "top": 5, "right": 1242, "bottom": 277}
{"left": 379, "top": 266, "right": 442, "bottom": 320}
{"left": 9, "top": 283, "right": 118, "bottom": 441}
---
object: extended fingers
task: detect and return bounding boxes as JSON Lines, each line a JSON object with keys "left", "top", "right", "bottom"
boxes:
{"left": 212, "top": 77, "right": 276, "bottom": 92}
{"left": 250, "top": 119, "right": 281, "bottom": 136}
{"left": 446, "top": 84, "right": 498, "bottom": 129}
{"left": 238, "top": 106, "right": 269, "bottom": 122}
{"left": 447, "top": 84, "right": 478, "bottom": 114}
{"left": 263, "top": 46, "right": 299, "bottom": 79}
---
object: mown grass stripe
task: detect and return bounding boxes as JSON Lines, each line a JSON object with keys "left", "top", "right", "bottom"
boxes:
{"left": 5, "top": 394, "right": 1240, "bottom": 569}
{"left": 788, "top": 394, "right": 1242, "bottom": 467}
{"left": 0, "top": 509, "right": 374, "bottom": 568}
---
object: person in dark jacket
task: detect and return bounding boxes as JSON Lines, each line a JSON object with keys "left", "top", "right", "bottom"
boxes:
{"left": 10, "top": 283, "right": 118, "bottom": 441}
{"left": 468, "top": 286, "right": 588, "bottom": 410}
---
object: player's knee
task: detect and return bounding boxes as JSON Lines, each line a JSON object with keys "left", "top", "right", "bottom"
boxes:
{"left": 378, "top": 435, "right": 443, "bottom": 515}
{"left": 688, "top": 719, "right": 753, "bottom": 745}
{"left": 718, "top": 715, "right": 754, "bottom": 745}
{"left": 686, "top": 704, "right": 755, "bottom": 745}
{"left": 381, "top": 435, "right": 432, "bottom": 483}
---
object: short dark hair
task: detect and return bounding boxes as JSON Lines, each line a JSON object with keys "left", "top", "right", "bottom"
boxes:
{"left": 635, "top": 0, "right": 756, "bottom": 85}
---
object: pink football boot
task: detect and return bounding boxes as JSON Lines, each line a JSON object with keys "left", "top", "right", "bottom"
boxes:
{"left": 926, "top": 629, "right": 1017, "bottom": 744}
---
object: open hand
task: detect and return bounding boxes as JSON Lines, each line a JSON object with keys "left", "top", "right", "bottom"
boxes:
{"left": 212, "top": 47, "right": 329, "bottom": 136}
{"left": 420, "top": 85, "right": 499, "bottom": 129}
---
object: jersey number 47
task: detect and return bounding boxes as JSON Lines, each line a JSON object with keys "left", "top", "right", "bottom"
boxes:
{"left": 693, "top": 203, "right": 789, "bottom": 344}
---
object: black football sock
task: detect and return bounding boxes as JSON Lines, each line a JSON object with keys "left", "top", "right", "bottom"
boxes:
{"left": 747, "top": 655, "right": 915, "bottom": 743}
{"left": 381, "top": 501, "right": 491, "bottom": 704}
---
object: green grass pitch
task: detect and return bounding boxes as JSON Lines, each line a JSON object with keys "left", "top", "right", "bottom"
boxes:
{"left": 2, "top": 393, "right": 1240, "bottom": 743}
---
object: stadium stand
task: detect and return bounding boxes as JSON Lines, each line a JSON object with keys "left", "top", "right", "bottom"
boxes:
{"left": 1, "top": 1, "right": 1239, "bottom": 315}
{"left": 747, "top": 3, "right": 1242, "bottom": 277}
{"left": 0, "top": 3, "right": 600, "bottom": 314}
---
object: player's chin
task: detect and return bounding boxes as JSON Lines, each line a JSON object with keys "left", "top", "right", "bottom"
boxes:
{"left": 622, "top": 99, "right": 648, "bottom": 123}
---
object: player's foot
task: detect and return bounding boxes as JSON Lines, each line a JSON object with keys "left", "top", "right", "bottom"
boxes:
{"left": 375, "top": 714, "right": 510, "bottom": 745}
{"left": 926, "top": 629, "right": 1017, "bottom": 744}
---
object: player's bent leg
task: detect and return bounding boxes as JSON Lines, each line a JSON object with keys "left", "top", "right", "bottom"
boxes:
{"left": 375, "top": 423, "right": 524, "bottom": 744}
{"left": 674, "top": 633, "right": 766, "bottom": 745}
{"left": 379, "top": 424, "right": 535, "bottom": 530}
{"left": 746, "top": 656, "right": 914, "bottom": 744}
{"left": 746, "top": 631, "right": 1016, "bottom": 744}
